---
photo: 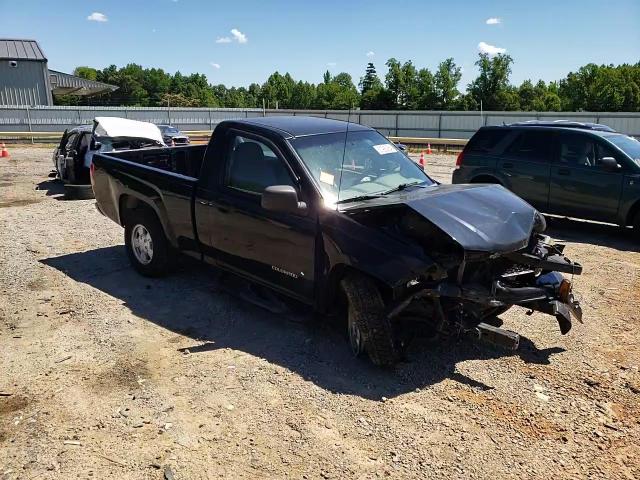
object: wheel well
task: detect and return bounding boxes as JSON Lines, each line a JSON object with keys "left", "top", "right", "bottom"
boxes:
{"left": 470, "top": 175, "right": 502, "bottom": 185}
{"left": 626, "top": 199, "right": 640, "bottom": 227}
{"left": 118, "top": 194, "right": 155, "bottom": 226}
{"left": 324, "top": 265, "right": 393, "bottom": 314}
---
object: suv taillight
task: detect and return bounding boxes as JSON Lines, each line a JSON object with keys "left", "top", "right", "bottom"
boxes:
{"left": 90, "top": 162, "right": 95, "bottom": 178}
{"left": 455, "top": 150, "right": 465, "bottom": 168}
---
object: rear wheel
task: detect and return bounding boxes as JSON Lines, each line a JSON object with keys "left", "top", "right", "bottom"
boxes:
{"left": 124, "top": 209, "right": 172, "bottom": 277}
{"left": 341, "top": 274, "right": 397, "bottom": 366}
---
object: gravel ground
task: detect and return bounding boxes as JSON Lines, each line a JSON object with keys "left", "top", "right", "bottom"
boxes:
{"left": 1, "top": 147, "right": 639, "bottom": 479}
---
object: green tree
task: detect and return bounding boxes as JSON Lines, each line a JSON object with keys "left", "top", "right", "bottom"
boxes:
{"left": 467, "top": 53, "right": 514, "bottom": 110}
{"left": 359, "top": 62, "right": 382, "bottom": 94}
{"left": 416, "top": 68, "right": 436, "bottom": 109}
{"left": 434, "top": 58, "right": 462, "bottom": 109}
{"left": 73, "top": 66, "right": 98, "bottom": 81}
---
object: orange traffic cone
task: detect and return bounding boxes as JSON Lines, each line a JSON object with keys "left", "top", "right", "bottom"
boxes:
{"left": 426, "top": 143, "right": 433, "bottom": 155}
{"left": 419, "top": 151, "right": 425, "bottom": 167}
{"left": 1, "top": 143, "right": 9, "bottom": 159}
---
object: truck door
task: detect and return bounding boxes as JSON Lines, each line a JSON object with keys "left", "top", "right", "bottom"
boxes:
{"left": 497, "top": 129, "right": 554, "bottom": 211}
{"left": 548, "top": 132, "right": 623, "bottom": 221}
{"left": 199, "top": 130, "right": 317, "bottom": 303}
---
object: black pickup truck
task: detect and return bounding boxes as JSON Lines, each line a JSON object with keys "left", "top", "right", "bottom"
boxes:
{"left": 92, "top": 116, "right": 583, "bottom": 366}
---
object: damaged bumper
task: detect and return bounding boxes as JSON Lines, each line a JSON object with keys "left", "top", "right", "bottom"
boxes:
{"left": 388, "top": 235, "right": 583, "bottom": 336}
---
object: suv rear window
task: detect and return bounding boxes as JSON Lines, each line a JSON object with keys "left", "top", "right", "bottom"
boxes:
{"left": 466, "top": 129, "right": 510, "bottom": 153}
{"left": 505, "top": 130, "right": 554, "bottom": 161}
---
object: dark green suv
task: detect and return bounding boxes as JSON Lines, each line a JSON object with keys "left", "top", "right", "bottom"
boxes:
{"left": 452, "top": 123, "right": 640, "bottom": 238}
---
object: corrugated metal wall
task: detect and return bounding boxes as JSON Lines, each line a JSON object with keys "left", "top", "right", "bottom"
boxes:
{"left": 1, "top": 106, "right": 639, "bottom": 138}
{"left": 0, "top": 60, "right": 52, "bottom": 106}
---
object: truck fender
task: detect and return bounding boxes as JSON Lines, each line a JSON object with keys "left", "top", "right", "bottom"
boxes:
{"left": 118, "top": 191, "right": 178, "bottom": 248}
{"left": 316, "top": 224, "right": 436, "bottom": 312}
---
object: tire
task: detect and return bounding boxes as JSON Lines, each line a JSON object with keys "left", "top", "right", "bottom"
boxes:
{"left": 124, "top": 209, "right": 172, "bottom": 277}
{"left": 341, "top": 274, "right": 398, "bottom": 366}
{"left": 63, "top": 184, "right": 94, "bottom": 200}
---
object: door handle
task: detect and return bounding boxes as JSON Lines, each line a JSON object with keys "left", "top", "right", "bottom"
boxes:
{"left": 198, "top": 200, "right": 214, "bottom": 207}
{"left": 503, "top": 162, "right": 513, "bottom": 169}
{"left": 557, "top": 168, "right": 570, "bottom": 176}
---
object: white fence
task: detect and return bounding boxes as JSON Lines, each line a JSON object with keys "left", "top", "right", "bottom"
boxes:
{"left": 1, "top": 106, "right": 639, "bottom": 139}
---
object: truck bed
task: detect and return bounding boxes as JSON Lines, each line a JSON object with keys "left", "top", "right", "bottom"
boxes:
{"left": 106, "top": 144, "right": 207, "bottom": 178}
{"left": 92, "top": 144, "right": 207, "bottom": 252}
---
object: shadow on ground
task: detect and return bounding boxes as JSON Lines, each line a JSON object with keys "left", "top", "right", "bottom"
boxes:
{"left": 35, "top": 179, "right": 65, "bottom": 198}
{"left": 546, "top": 215, "right": 639, "bottom": 252}
{"left": 42, "top": 246, "right": 564, "bottom": 400}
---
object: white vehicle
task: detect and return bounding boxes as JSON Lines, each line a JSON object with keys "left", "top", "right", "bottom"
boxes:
{"left": 52, "top": 117, "right": 164, "bottom": 199}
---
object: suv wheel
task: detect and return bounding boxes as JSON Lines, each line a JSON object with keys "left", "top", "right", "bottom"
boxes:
{"left": 124, "top": 209, "right": 172, "bottom": 277}
{"left": 341, "top": 274, "right": 398, "bottom": 366}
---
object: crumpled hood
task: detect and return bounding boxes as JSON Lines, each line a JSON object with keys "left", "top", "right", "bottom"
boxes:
{"left": 346, "top": 184, "right": 538, "bottom": 252}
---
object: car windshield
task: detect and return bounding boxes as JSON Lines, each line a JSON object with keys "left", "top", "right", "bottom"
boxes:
{"left": 290, "top": 130, "right": 432, "bottom": 206}
{"left": 160, "top": 126, "right": 179, "bottom": 134}
{"left": 607, "top": 134, "right": 640, "bottom": 165}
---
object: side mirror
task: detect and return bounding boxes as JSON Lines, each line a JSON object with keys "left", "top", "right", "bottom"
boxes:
{"left": 600, "top": 156, "right": 621, "bottom": 172}
{"left": 261, "top": 185, "right": 307, "bottom": 215}
{"left": 91, "top": 140, "right": 102, "bottom": 151}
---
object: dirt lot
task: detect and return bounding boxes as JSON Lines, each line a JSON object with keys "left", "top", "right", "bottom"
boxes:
{"left": 1, "top": 147, "right": 639, "bottom": 479}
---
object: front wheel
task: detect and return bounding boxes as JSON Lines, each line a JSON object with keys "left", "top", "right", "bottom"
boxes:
{"left": 341, "top": 274, "right": 398, "bottom": 366}
{"left": 124, "top": 209, "right": 172, "bottom": 277}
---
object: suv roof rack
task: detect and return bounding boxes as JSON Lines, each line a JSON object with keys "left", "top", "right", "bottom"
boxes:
{"left": 505, "top": 120, "right": 616, "bottom": 132}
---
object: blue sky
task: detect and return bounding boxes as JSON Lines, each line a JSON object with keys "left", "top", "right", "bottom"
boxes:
{"left": 4, "top": 0, "right": 640, "bottom": 88}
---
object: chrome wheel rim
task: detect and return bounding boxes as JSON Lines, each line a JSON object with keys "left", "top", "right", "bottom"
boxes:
{"left": 348, "top": 315, "right": 364, "bottom": 357}
{"left": 131, "top": 224, "right": 153, "bottom": 265}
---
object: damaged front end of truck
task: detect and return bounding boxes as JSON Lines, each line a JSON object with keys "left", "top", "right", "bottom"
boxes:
{"left": 343, "top": 184, "right": 583, "bottom": 351}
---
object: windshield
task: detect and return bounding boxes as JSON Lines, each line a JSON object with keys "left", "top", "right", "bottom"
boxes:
{"left": 290, "top": 130, "right": 432, "bottom": 205}
{"left": 607, "top": 134, "right": 640, "bottom": 165}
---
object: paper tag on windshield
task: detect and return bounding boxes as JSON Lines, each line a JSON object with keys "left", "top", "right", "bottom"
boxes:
{"left": 319, "top": 171, "right": 335, "bottom": 185}
{"left": 373, "top": 144, "right": 396, "bottom": 155}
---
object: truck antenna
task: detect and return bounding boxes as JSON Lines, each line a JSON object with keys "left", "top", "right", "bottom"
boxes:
{"left": 336, "top": 107, "right": 351, "bottom": 204}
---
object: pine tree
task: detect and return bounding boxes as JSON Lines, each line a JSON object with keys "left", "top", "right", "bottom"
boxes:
{"left": 359, "top": 63, "right": 381, "bottom": 94}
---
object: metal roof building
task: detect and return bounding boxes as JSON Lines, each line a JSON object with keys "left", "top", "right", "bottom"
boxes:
{"left": 0, "top": 39, "right": 117, "bottom": 106}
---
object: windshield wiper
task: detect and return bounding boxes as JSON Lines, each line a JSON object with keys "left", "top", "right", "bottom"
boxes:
{"left": 335, "top": 181, "right": 428, "bottom": 205}
{"left": 379, "top": 181, "right": 426, "bottom": 196}
{"left": 335, "top": 193, "right": 383, "bottom": 205}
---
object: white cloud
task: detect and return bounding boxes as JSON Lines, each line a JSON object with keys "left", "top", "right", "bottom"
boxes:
{"left": 486, "top": 17, "right": 501, "bottom": 25}
{"left": 478, "top": 41, "right": 507, "bottom": 55}
{"left": 210, "top": 62, "right": 221, "bottom": 69}
{"left": 87, "top": 12, "right": 108, "bottom": 22}
{"left": 366, "top": 51, "right": 375, "bottom": 58}
{"left": 230, "top": 28, "right": 248, "bottom": 44}
{"left": 327, "top": 62, "right": 337, "bottom": 67}
{"left": 216, "top": 37, "right": 232, "bottom": 43}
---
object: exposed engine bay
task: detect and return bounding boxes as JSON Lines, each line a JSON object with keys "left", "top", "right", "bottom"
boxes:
{"left": 346, "top": 188, "right": 583, "bottom": 351}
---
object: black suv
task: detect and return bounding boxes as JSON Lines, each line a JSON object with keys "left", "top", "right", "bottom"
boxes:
{"left": 452, "top": 122, "right": 640, "bottom": 238}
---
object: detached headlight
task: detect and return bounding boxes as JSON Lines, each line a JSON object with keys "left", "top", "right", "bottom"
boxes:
{"left": 533, "top": 211, "right": 547, "bottom": 233}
